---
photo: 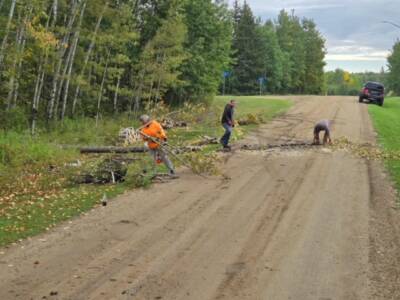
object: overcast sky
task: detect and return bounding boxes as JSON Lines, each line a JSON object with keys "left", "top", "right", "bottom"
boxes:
{"left": 229, "top": 0, "right": 400, "bottom": 73}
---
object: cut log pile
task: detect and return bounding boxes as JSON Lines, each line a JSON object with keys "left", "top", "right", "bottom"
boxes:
{"left": 118, "top": 127, "right": 141, "bottom": 145}
{"left": 161, "top": 118, "right": 188, "bottom": 129}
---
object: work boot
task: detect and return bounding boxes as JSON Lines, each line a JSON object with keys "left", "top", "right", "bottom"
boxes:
{"left": 169, "top": 169, "right": 179, "bottom": 179}
{"left": 223, "top": 145, "right": 231, "bottom": 152}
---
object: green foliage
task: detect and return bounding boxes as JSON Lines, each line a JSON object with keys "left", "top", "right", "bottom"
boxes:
{"left": 0, "top": 0, "right": 234, "bottom": 132}
{"left": 387, "top": 41, "right": 400, "bottom": 95}
{"left": 230, "top": 2, "right": 265, "bottom": 94}
{"left": 325, "top": 69, "right": 362, "bottom": 95}
{"left": 175, "top": 0, "right": 233, "bottom": 103}
{"left": 258, "top": 21, "right": 284, "bottom": 93}
{"left": 138, "top": 7, "right": 188, "bottom": 102}
{"left": 227, "top": 6, "right": 326, "bottom": 95}
{"left": 302, "top": 19, "right": 326, "bottom": 94}
{"left": 0, "top": 131, "right": 76, "bottom": 170}
{"left": 0, "top": 107, "right": 28, "bottom": 131}
{"left": 325, "top": 69, "right": 387, "bottom": 95}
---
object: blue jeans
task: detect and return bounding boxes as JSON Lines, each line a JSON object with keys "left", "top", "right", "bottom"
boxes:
{"left": 220, "top": 123, "right": 232, "bottom": 147}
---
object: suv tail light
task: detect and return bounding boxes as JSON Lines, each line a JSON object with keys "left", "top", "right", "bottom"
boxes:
{"left": 363, "top": 88, "right": 369, "bottom": 95}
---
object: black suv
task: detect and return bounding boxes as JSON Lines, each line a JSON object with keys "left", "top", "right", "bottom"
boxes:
{"left": 359, "top": 82, "right": 385, "bottom": 106}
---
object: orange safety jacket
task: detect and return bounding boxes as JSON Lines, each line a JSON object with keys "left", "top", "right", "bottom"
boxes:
{"left": 140, "top": 120, "right": 167, "bottom": 149}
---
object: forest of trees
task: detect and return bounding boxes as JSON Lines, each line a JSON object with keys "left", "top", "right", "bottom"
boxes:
{"left": 0, "top": 0, "right": 232, "bottom": 132}
{"left": 226, "top": 2, "right": 326, "bottom": 95}
{"left": 325, "top": 69, "right": 387, "bottom": 96}
{"left": 0, "top": 0, "right": 327, "bottom": 133}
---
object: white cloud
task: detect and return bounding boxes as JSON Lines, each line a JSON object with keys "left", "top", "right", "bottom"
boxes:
{"left": 236, "top": 0, "right": 345, "bottom": 13}
{"left": 230, "top": 0, "right": 398, "bottom": 72}
{"left": 325, "top": 54, "right": 388, "bottom": 62}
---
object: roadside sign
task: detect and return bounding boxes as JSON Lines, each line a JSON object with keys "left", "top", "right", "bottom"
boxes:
{"left": 258, "top": 76, "right": 267, "bottom": 95}
{"left": 258, "top": 76, "right": 267, "bottom": 83}
{"left": 223, "top": 71, "right": 231, "bottom": 78}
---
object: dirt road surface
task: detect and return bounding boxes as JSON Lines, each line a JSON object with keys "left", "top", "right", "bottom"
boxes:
{"left": 1, "top": 96, "right": 400, "bottom": 300}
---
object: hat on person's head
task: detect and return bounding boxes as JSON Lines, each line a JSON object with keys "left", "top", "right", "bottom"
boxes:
{"left": 139, "top": 114, "right": 150, "bottom": 123}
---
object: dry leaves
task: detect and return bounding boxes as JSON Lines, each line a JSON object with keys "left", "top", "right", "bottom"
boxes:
{"left": 331, "top": 137, "right": 400, "bottom": 161}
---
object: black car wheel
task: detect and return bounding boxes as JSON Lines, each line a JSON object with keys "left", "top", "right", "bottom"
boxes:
{"left": 378, "top": 99, "right": 384, "bottom": 106}
{"left": 359, "top": 96, "right": 363, "bottom": 103}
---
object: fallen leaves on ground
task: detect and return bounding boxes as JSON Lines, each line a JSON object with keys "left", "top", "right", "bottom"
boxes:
{"left": 331, "top": 137, "right": 400, "bottom": 161}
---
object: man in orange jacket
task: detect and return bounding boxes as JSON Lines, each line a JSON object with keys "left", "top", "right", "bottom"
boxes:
{"left": 139, "top": 115, "right": 175, "bottom": 175}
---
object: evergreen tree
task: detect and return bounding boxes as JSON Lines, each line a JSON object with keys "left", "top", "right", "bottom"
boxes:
{"left": 259, "top": 21, "right": 284, "bottom": 93}
{"left": 302, "top": 19, "right": 326, "bottom": 94}
{"left": 387, "top": 41, "right": 400, "bottom": 95}
{"left": 175, "top": 0, "right": 232, "bottom": 103}
{"left": 231, "top": 2, "right": 265, "bottom": 94}
{"left": 137, "top": 7, "right": 188, "bottom": 105}
{"left": 276, "top": 10, "right": 306, "bottom": 93}
{"left": 275, "top": 9, "right": 293, "bottom": 92}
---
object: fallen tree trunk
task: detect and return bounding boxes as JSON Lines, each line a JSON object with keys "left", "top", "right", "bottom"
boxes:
{"left": 241, "top": 142, "right": 312, "bottom": 151}
{"left": 80, "top": 145, "right": 202, "bottom": 154}
{"left": 80, "top": 146, "right": 146, "bottom": 154}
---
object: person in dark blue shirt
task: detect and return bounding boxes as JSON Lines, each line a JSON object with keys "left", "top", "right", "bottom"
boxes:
{"left": 220, "top": 100, "right": 236, "bottom": 150}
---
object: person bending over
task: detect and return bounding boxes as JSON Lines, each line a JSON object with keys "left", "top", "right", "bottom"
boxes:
{"left": 313, "top": 119, "right": 332, "bottom": 145}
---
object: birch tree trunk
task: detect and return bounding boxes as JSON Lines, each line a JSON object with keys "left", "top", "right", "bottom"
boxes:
{"left": 72, "top": 3, "right": 108, "bottom": 116}
{"left": 113, "top": 75, "right": 121, "bottom": 115}
{"left": 133, "top": 70, "right": 145, "bottom": 117}
{"left": 0, "top": 0, "right": 17, "bottom": 69}
{"left": 154, "top": 52, "right": 166, "bottom": 104}
{"left": 47, "top": 0, "right": 78, "bottom": 121}
{"left": 12, "top": 33, "right": 27, "bottom": 108}
{"left": 32, "top": 0, "right": 56, "bottom": 127}
{"left": 60, "top": 2, "right": 86, "bottom": 121}
{"left": 6, "top": 13, "right": 22, "bottom": 110}
{"left": 8, "top": 8, "right": 31, "bottom": 109}
{"left": 96, "top": 51, "right": 110, "bottom": 127}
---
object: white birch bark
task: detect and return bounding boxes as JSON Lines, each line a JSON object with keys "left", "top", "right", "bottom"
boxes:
{"left": 60, "top": 1, "right": 86, "bottom": 121}
{"left": 96, "top": 50, "right": 110, "bottom": 126}
{"left": 72, "top": 3, "right": 108, "bottom": 115}
{"left": 0, "top": 0, "right": 17, "bottom": 69}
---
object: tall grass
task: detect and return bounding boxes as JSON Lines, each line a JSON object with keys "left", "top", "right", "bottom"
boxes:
{"left": 0, "top": 131, "right": 76, "bottom": 171}
{"left": 369, "top": 97, "right": 400, "bottom": 194}
{"left": 0, "top": 115, "right": 140, "bottom": 171}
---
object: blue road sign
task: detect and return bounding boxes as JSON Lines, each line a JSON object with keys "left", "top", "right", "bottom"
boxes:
{"left": 258, "top": 76, "right": 267, "bottom": 83}
{"left": 223, "top": 71, "right": 231, "bottom": 78}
